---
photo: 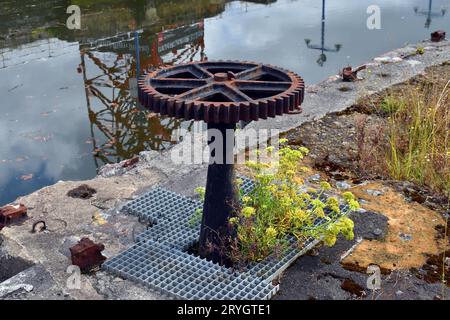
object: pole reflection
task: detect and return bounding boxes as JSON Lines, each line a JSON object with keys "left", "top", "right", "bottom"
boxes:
{"left": 414, "top": 0, "right": 447, "bottom": 28}
{"left": 304, "top": 0, "right": 342, "bottom": 67}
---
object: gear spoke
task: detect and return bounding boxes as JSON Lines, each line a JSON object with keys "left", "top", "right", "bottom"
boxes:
{"left": 176, "top": 84, "right": 215, "bottom": 100}
{"left": 234, "top": 65, "right": 264, "bottom": 80}
{"left": 150, "top": 78, "right": 208, "bottom": 89}
{"left": 190, "top": 64, "right": 214, "bottom": 79}
{"left": 221, "top": 84, "right": 253, "bottom": 102}
{"left": 233, "top": 80, "right": 291, "bottom": 92}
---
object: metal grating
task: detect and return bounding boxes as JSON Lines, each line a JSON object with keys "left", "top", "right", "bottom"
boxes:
{"left": 136, "top": 219, "right": 199, "bottom": 250}
{"left": 103, "top": 241, "right": 278, "bottom": 300}
{"left": 245, "top": 237, "right": 318, "bottom": 280}
{"left": 105, "top": 176, "right": 350, "bottom": 299}
{"left": 124, "top": 187, "right": 202, "bottom": 224}
{"left": 125, "top": 176, "right": 255, "bottom": 251}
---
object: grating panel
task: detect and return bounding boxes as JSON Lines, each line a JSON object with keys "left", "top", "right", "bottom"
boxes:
{"left": 106, "top": 176, "right": 351, "bottom": 299}
{"left": 103, "top": 241, "right": 278, "bottom": 300}
{"left": 124, "top": 187, "right": 202, "bottom": 224}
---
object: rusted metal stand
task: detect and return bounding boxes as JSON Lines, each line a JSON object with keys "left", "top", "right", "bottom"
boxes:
{"left": 199, "top": 122, "right": 238, "bottom": 265}
{"left": 138, "top": 61, "right": 305, "bottom": 265}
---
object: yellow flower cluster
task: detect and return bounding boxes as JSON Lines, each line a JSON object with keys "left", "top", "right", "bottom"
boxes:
{"left": 228, "top": 144, "right": 357, "bottom": 263}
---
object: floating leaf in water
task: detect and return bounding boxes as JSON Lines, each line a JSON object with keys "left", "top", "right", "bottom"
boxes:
{"left": 20, "top": 174, "right": 33, "bottom": 181}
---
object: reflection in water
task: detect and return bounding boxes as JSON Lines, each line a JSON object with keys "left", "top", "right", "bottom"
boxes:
{"left": 304, "top": 0, "right": 341, "bottom": 67}
{"left": 414, "top": 0, "right": 447, "bottom": 28}
{"left": 81, "top": 52, "right": 180, "bottom": 165}
{"left": 1, "top": 0, "right": 450, "bottom": 205}
{"left": 80, "top": 18, "right": 210, "bottom": 166}
{"left": 74, "top": 1, "right": 220, "bottom": 167}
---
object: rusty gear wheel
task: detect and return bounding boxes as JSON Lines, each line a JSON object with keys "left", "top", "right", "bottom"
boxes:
{"left": 138, "top": 61, "right": 305, "bottom": 123}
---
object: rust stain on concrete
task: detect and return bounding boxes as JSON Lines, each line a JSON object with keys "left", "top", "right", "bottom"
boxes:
{"left": 342, "top": 182, "right": 446, "bottom": 272}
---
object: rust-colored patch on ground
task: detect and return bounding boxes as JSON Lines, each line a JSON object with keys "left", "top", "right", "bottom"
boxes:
{"left": 342, "top": 182, "right": 446, "bottom": 272}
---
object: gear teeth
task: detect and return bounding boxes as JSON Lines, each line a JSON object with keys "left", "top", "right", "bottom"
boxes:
{"left": 184, "top": 102, "right": 193, "bottom": 121}
{"left": 220, "top": 105, "right": 230, "bottom": 123}
{"left": 275, "top": 97, "right": 283, "bottom": 115}
{"left": 293, "top": 91, "right": 300, "bottom": 108}
{"left": 212, "top": 105, "right": 220, "bottom": 123}
{"left": 153, "top": 96, "right": 161, "bottom": 113}
{"left": 288, "top": 94, "right": 295, "bottom": 111}
{"left": 230, "top": 104, "right": 239, "bottom": 123}
{"left": 203, "top": 104, "right": 211, "bottom": 123}
{"left": 268, "top": 99, "right": 276, "bottom": 118}
{"left": 250, "top": 102, "right": 259, "bottom": 121}
{"left": 175, "top": 100, "right": 184, "bottom": 119}
{"left": 160, "top": 98, "right": 168, "bottom": 115}
{"left": 193, "top": 103, "right": 203, "bottom": 121}
{"left": 282, "top": 95, "right": 289, "bottom": 113}
{"left": 240, "top": 103, "right": 250, "bottom": 121}
{"left": 259, "top": 101, "right": 268, "bottom": 120}
{"left": 167, "top": 99, "right": 175, "bottom": 117}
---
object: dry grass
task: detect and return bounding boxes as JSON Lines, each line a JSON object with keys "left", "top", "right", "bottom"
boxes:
{"left": 352, "top": 66, "right": 449, "bottom": 197}
{"left": 381, "top": 70, "right": 450, "bottom": 196}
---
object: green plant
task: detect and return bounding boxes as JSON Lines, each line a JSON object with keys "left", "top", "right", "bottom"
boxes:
{"left": 229, "top": 142, "right": 358, "bottom": 263}
{"left": 188, "top": 187, "right": 205, "bottom": 227}
{"left": 380, "top": 96, "right": 404, "bottom": 114}
{"left": 416, "top": 47, "right": 425, "bottom": 55}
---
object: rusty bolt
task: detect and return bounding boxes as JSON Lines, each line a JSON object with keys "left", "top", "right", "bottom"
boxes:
{"left": 431, "top": 30, "right": 446, "bottom": 42}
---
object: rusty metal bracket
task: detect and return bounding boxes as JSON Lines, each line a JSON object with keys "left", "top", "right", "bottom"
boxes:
{"left": 70, "top": 238, "right": 106, "bottom": 273}
{"left": 431, "top": 30, "right": 446, "bottom": 42}
{"left": 342, "top": 65, "right": 366, "bottom": 82}
{"left": 0, "top": 204, "right": 27, "bottom": 225}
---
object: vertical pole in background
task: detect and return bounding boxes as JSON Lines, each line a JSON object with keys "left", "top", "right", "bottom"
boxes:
{"left": 134, "top": 31, "right": 141, "bottom": 76}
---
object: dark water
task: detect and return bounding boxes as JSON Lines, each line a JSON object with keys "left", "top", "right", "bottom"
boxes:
{"left": 0, "top": 0, "right": 448, "bottom": 205}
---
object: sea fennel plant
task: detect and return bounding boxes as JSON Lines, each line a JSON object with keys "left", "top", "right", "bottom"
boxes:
{"left": 229, "top": 141, "right": 357, "bottom": 263}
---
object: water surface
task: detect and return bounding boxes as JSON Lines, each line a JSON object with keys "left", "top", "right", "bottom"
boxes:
{"left": 0, "top": 0, "right": 448, "bottom": 204}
